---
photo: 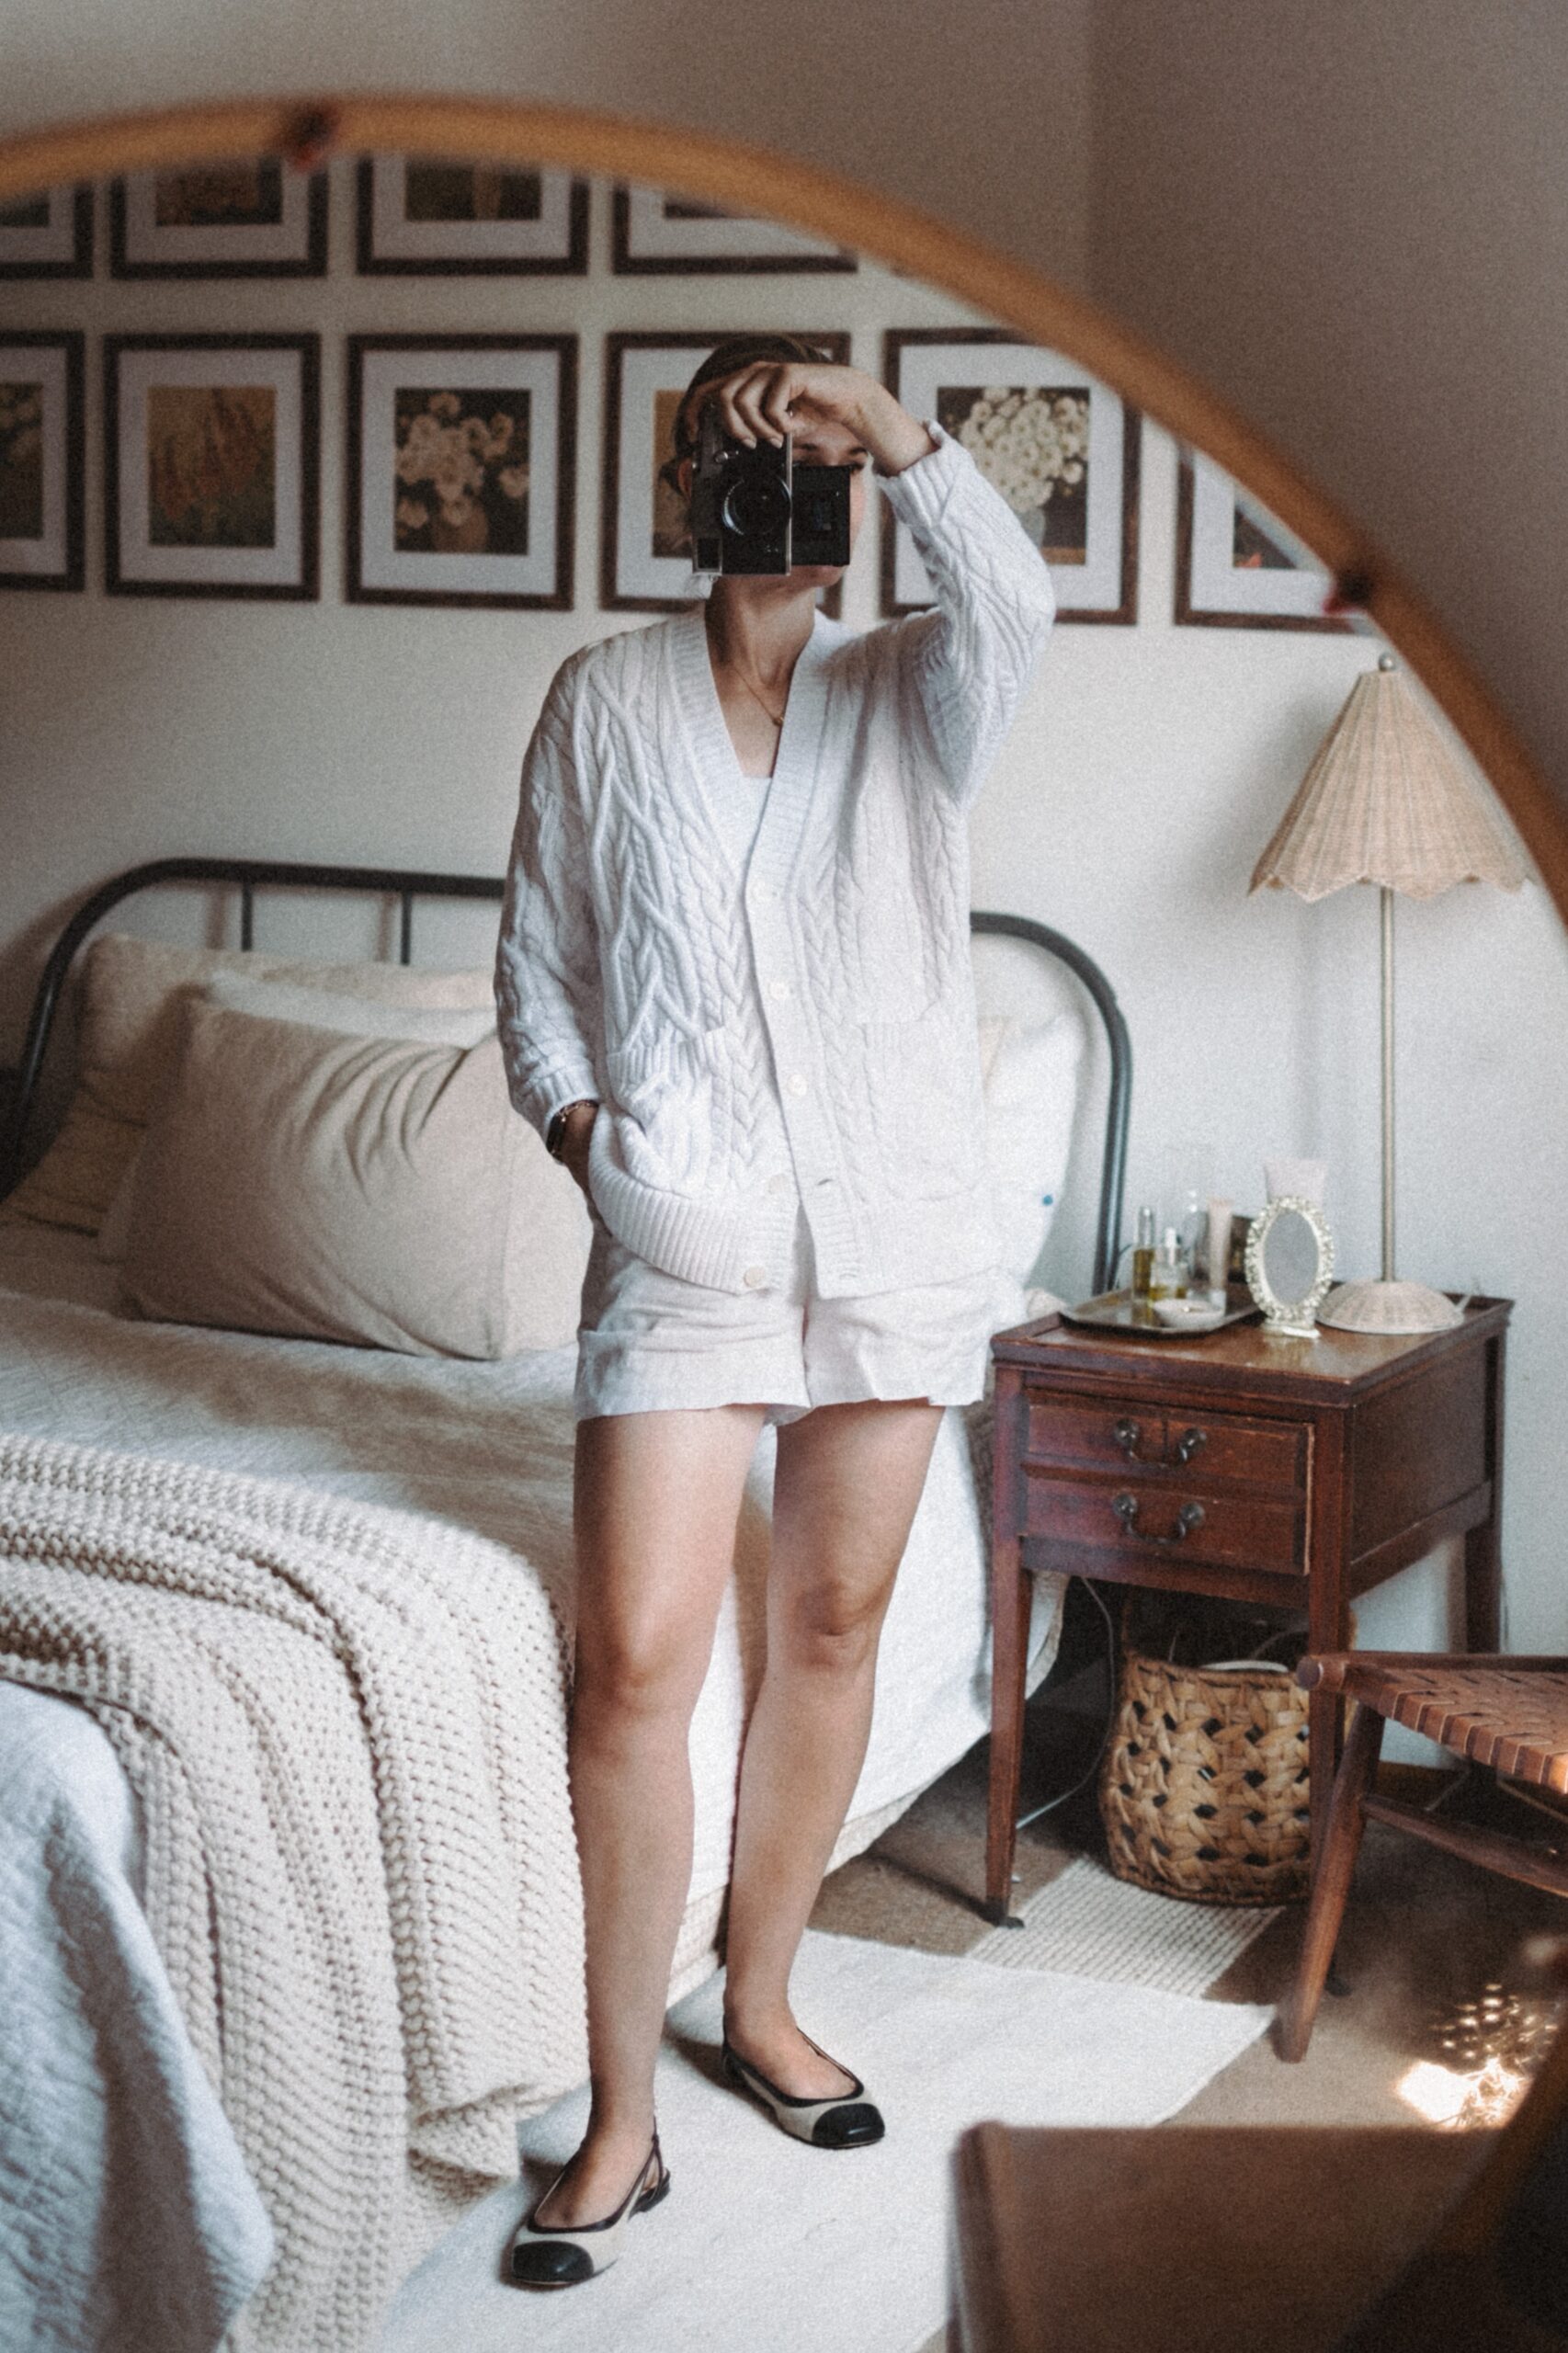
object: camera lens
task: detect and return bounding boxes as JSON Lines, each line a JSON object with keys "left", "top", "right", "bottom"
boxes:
{"left": 723, "top": 476, "right": 790, "bottom": 538}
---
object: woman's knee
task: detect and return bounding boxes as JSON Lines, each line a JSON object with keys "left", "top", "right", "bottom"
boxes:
{"left": 573, "top": 1621, "right": 710, "bottom": 1728}
{"left": 778, "top": 1574, "right": 892, "bottom": 1678}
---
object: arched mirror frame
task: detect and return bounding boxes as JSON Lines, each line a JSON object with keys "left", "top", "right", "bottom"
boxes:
{"left": 1, "top": 90, "right": 1563, "bottom": 923}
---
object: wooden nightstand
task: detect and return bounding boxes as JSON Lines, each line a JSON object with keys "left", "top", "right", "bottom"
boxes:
{"left": 986, "top": 1298, "right": 1512, "bottom": 1922}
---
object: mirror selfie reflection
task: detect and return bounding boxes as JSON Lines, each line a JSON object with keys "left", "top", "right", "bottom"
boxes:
{"left": 1, "top": 144, "right": 1564, "bottom": 2353}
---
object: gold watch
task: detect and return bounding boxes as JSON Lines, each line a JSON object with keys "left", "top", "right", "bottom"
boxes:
{"left": 545, "top": 1098, "right": 598, "bottom": 1161}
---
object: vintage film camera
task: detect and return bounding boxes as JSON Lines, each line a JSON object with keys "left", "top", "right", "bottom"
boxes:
{"left": 687, "top": 397, "right": 853, "bottom": 576}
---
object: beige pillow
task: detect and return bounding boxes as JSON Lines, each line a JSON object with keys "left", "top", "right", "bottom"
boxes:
{"left": 3, "top": 933, "right": 497, "bottom": 1237}
{"left": 119, "top": 1001, "right": 589, "bottom": 1358}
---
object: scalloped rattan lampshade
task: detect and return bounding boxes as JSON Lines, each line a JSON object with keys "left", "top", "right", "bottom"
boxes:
{"left": 1250, "top": 654, "right": 1526, "bottom": 1334}
{"left": 1250, "top": 656, "right": 1527, "bottom": 902}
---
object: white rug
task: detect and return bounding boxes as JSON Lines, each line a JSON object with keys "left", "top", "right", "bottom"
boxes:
{"left": 971, "top": 1856, "right": 1284, "bottom": 1997}
{"left": 381, "top": 1927, "right": 1269, "bottom": 2353}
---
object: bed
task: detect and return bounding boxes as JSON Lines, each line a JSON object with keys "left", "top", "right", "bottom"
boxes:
{"left": 0, "top": 858, "right": 1130, "bottom": 2353}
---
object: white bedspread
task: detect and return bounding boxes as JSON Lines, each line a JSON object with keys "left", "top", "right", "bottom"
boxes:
{"left": 0, "top": 1226, "right": 1062, "bottom": 2353}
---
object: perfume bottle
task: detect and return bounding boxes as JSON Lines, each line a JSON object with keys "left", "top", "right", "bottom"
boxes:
{"left": 1149, "top": 1225, "right": 1190, "bottom": 1301}
{"left": 1130, "top": 1205, "right": 1156, "bottom": 1305}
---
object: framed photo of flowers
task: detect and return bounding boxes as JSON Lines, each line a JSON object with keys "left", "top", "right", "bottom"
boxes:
{"left": 0, "top": 185, "right": 92, "bottom": 279}
{"left": 105, "top": 335, "right": 320, "bottom": 600}
{"left": 356, "top": 158, "right": 589, "bottom": 274}
{"left": 1175, "top": 448, "right": 1353, "bottom": 631}
{"left": 611, "top": 185, "right": 856, "bottom": 274}
{"left": 600, "top": 328, "right": 851, "bottom": 613}
{"left": 881, "top": 329, "right": 1139, "bottom": 623}
{"left": 0, "top": 334, "right": 85, "bottom": 593}
{"left": 347, "top": 335, "right": 576, "bottom": 609}
{"left": 110, "top": 165, "right": 327, "bottom": 278}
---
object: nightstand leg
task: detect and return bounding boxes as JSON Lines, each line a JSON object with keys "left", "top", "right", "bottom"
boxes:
{"left": 985, "top": 1535, "right": 1030, "bottom": 1926}
{"left": 1465, "top": 1329, "right": 1506, "bottom": 1651}
{"left": 1307, "top": 1581, "right": 1351, "bottom": 1880}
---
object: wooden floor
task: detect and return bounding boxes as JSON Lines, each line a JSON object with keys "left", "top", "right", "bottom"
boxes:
{"left": 804, "top": 1673, "right": 1568, "bottom": 2353}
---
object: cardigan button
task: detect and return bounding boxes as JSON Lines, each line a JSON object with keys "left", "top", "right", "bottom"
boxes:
{"left": 743, "top": 1265, "right": 768, "bottom": 1290}
{"left": 767, "top": 1172, "right": 792, "bottom": 1197}
{"left": 786, "top": 1072, "right": 808, "bottom": 1097}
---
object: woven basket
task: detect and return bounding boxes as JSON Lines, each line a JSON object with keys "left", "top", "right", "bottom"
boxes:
{"left": 1097, "top": 1641, "right": 1312, "bottom": 1905}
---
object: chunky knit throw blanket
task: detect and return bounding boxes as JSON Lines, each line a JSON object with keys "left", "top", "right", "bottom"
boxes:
{"left": 0, "top": 1432, "right": 588, "bottom": 2353}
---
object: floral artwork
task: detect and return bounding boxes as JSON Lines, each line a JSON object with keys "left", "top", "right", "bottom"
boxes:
{"left": 145, "top": 384, "right": 277, "bottom": 548}
{"left": 936, "top": 383, "right": 1089, "bottom": 563}
{"left": 392, "top": 387, "right": 530, "bottom": 556}
{"left": 0, "top": 381, "right": 44, "bottom": 539}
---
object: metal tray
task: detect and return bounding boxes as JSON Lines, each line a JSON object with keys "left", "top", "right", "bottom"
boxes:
{"left": 1060, "top": 1286, "right": 1260, "bottom": 1338}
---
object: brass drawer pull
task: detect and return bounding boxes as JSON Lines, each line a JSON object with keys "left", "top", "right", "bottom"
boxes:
{"left": 1112, "top": 1493, "right": 1206, "bottom": 1546}
{"left": 1112, "top": 1417, "right": 1147, "bottom": 1461}
{"left": 1172, "top": 1426, "right": 1209, "bottom": 1466}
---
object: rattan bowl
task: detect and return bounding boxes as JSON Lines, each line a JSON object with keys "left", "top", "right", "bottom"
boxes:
{"left": 1097, "top": 1643, "right": 1312, "bottom": 1905}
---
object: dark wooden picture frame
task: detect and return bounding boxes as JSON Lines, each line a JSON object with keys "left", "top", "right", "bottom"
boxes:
{"left": 355, "top": 158, "right": 590, "bottom": 276}
{"left": 881, "top": 326, "right": 1140, "bottom": 624}
{"left": 611, "top": 185, "right": 857, "bottom": 275}
{"left": 104, "top": 333, "right": 321, "bottom": 601}
{"left": 0, "top": 185, "right": 93, "bottom": 279}
{"left": 600, "top": 327, "right": 851, "bottom": 614}
{"left": 347, "top": 333, "right": 577, "bottom": 610}
{"left": 109, "top": 168, "right": 328, "bottom": 279}
{"left": 1175, "top": 449, "right": 1356, "bottom": 632}
{"left": 0, "top": 331, "right": 85, "bottom": 592}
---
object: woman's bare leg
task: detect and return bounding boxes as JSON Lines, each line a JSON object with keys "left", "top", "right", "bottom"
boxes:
{"left": 534, "top": 1403, "right": 766, "bottom": 2225}
{"left": 722, "top": 1399, "right": 944, "bottom": 2097}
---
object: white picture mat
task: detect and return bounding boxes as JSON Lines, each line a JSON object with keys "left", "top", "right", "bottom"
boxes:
{"left": 1187, "top": 449, "right": 1335, "bottom": 614}
{"left": 367, "top": 158, "right": 577, "bottom": 260}
{"left": 357, "top": 347, "right": 560, "bottom": 597}
{"left": 891, "top": 340, "right": 1122, "bottom": 610}
{"left": 622, "top": 184, "right": 844, "bottom": 261}
{"left": 0, "top": 344, "right": 69, "bottom": 573}
{"left": 614, "top": 343, "right": 705, "bottom": 600}
{"left": 115, "top": 346, "right": 302, "bottom": 586}
{"left": 0, "top": 187, "right": 76, "bottom": 265}
{"left": 119, "top": 169, "right": 314, "bottom": 266}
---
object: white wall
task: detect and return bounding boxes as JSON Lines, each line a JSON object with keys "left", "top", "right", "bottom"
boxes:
{"left": 4, "top": 157, "right": 1564, "bottom": 1703}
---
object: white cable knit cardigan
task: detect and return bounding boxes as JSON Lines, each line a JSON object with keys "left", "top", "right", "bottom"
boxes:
{"left": 494, "top": 421, "right": 1056, "bottom": 1299}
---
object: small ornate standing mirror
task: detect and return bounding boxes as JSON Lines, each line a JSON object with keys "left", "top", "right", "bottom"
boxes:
{"left": 1244, "top": 1197, "right": 1335, "bottom": 1337}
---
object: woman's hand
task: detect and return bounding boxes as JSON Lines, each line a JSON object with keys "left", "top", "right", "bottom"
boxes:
{"left": 557, "top": 1099, "right": 599, "bottom": 1199}
{"left": 696, "top": 359, "right": 936, "bottom": 478}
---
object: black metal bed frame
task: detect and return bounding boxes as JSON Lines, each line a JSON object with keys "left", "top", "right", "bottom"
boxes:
{"left": 2, "top": 858, "right": 1131, "bottom": 1294}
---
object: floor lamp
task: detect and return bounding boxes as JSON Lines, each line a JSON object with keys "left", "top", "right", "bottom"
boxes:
{"left": 1250, "top": 652, "right": 1527, "bottom": 1335}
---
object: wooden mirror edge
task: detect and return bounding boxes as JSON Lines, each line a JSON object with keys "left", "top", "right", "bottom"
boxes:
{"left": 1, "top": 89, "right": 1562, "bottom": 925}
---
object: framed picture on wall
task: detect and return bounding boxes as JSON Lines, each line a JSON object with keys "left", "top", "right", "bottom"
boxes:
{"left": 1175, "top": 449, "right": 1355, "bottom": 631}
{"left": 105, "top": 334, "right": 320, "bottom": 600}
{"left": 601, "top": 328, "right": 852, "bottom": 612}
{"left": 109, "top": 166, "right": 327, "bottom": 278}
{"left": 356, "top": 158, "right": 589, "bottom": 275}
{"left": 611, "top": 186, "right": 856, "bottom": 274}
{"left": 0, "top": 186, "right": 92, "bottom": 279}
{"left": 881, "top": 328, "right": 1139, "bottom": 623}
{"left": 0, "top": 333, "right": 85, "bottom": 592}
{"left": 347, "top": 334, "right": 576, "bottom": 609}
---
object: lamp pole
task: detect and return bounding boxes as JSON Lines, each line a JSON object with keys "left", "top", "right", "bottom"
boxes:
{"left": 1381, "top": 882, "right": 1396, "bottom": 1284}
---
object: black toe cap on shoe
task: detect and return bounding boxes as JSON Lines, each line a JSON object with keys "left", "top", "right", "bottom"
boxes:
{"left": 811, "top": 2100, "right": 885, "bottom": 2148}
{"left": 510, "top": 2240, "right": 597, "bottom": 2288}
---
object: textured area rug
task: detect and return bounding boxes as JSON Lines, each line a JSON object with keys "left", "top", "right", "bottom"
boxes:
{"left": 381, "top": 1926, "right": 1269, "bottom": 2353}
{"left": 971, "top": 1856, "right": 1284, "bottom": 1997}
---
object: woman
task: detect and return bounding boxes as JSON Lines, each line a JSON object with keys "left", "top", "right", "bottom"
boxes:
{"left": 495, "top": 335, "right": 1054, "bottom": 2287}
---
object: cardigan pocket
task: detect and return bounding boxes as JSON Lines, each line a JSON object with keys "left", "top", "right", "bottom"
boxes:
{"left": 603, "top": 1021, "right": 733, "bottom": 1194}
{"left": 854, "top": 1002, "right": 981, "bottom": 1200}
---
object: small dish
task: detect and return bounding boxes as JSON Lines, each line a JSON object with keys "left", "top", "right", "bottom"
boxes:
{"left": 1152, "top": 1295, "right": 1230, "bottom": 1333}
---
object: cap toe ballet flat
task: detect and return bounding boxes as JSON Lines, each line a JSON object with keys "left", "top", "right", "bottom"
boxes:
{"left": 721, "top": 2035, "right": 885, "bottom": 2149}
{"left": 509, "top": 2131, "right": 671, "bottom": 2289}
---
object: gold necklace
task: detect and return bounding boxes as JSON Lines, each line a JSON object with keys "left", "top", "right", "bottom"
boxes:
{"left": 709, "top": 618, "right": 790, "bottom": 728}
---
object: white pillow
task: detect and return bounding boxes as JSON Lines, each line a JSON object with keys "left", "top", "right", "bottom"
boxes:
{"left": 97, "top": 978, "right": 497, "bottom": 1261}
{"left": 977, "top": 1010, "right": 1086, "bottom": 1285}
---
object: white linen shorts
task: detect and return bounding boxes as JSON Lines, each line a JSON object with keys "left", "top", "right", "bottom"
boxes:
{"left": 574, "top": 1199, "right": 1009, "bottom": 1426}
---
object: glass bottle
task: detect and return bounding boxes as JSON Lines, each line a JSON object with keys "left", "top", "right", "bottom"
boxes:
{"left": 1149, "top": 1224, "right": 1190, "bottom": 1301}
{"left": 1130, "top": 1204, "right": 1156, "bottom": 1305}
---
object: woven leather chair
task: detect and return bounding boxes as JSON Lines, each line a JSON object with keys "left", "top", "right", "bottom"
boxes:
{"left": 1278, "top": 1651, "right": 1568, "bottom": 2063}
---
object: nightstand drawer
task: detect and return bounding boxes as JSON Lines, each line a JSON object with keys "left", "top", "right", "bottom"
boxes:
{"left": 1024, "top": 1393, "right": 1306, "bottom": 1492}
{"left": 1021, "top": 1467, "right": 1306, "bottom": 1576}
